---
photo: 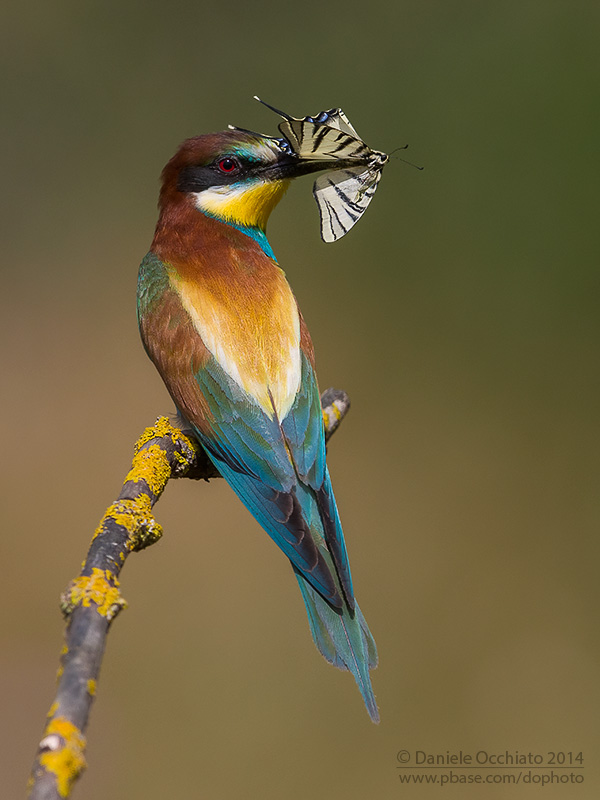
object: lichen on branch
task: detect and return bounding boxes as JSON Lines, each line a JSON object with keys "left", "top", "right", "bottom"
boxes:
{"left": 27, "top": 389, "right": 350, "bottom": 799}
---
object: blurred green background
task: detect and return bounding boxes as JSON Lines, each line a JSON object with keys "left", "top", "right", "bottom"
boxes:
{"left": 2, "top": 1, "right": 598, "bottom": 797}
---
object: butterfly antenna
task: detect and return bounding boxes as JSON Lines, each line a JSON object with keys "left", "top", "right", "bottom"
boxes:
{"left": 389, "top": 146, "right": 423, "bottom": 170}
{"left": 253, "top": 95, "right": 293, "bottom": 121}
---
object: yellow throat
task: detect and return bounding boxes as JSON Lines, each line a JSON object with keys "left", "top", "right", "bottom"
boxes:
{"left": 194, "top": 178, "right": 290, "bottom": 231}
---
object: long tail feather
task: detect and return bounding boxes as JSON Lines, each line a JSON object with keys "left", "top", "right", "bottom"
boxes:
{"left": 294, "top": 566, "right": 379, "bottom": 723}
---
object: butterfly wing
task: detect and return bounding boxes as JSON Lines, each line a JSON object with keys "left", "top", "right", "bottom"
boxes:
{"left": 278, "top": 117, "right": 373, "bottom": 162}
{"left": 313, "top": 108, "right": 361, "bottom": 138}
{"left": 313, "top": 163, "right": 384, "bottom": 242}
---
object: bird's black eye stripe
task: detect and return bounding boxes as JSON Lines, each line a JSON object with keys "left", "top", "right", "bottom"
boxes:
{"left": 177, "top": 156, "right": 251, "bottom": 193}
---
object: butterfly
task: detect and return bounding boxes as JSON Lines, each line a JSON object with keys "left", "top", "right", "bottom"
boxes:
{"left": 254, "top": 98, "right": 389, "bottom": 242}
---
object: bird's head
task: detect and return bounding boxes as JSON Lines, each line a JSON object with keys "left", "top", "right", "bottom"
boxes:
{"left": 158, "top": 129, "right": 356, "bottom": 233}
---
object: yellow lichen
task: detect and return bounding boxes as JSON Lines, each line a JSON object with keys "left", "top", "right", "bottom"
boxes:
{"left": 93, "top": 495, "right": 163, "bottom": 551}
{"left": 89, "top": 418, "right": 197, "bottom": 551}
{"left": 323, "top": 403, "right": 342, "bottom": 433}
{"left": 172, "top": 448, "right": 191, "bottom": 470}
{"left": 125, "top": 443, "right": 172, "bottom": 497}
{"left": 134, "top": 416, "right": 198, "bottom": 459}
{"left": 87, "top": 679, "right": 96, "bottom": 696}
{"left": 39, "top": 716, "right": 86, "bottom": 798}
{"left": 47, "top": 701, "right": 59, "bottom": 718}
{"left": 65, "top": 568, "right": 126, "bottom": 620}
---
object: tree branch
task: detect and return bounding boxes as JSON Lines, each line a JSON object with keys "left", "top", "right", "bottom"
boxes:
{"left": 27, "top": 389, "right": 350, "bottom": 799}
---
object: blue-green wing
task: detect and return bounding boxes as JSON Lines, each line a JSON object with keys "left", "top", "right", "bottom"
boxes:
{"left": 282, "top": 354, "right": 355, "bottom": 607}
{"left": 191, "top": 353, "right": 343, "bottom": 608}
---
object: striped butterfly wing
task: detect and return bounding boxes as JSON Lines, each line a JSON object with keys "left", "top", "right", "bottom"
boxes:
{"left": 313, "top": 162, "right": 385, "bottom": 242}
{"left": 320, "top": 108, "right": 361, "bottom": 138}
{"left": 278, "top": 116, "right": 372, "bottom": 163}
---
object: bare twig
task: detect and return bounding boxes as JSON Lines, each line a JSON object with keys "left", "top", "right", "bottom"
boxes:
{"left": 27, "top": 389, "right": 350, "bottom": 799}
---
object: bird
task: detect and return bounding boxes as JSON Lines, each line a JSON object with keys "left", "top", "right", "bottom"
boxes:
{"left": 137, "top": 123, "right": 379, "bottom": 722}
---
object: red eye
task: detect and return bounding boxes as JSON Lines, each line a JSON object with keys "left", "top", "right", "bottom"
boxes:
{"left": 218, "top": 157, "right": 239, "bottom": 173}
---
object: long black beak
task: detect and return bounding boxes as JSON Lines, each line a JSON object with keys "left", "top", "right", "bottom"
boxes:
{"left": 266, "top": 150, "right": 368, "bottom": 182}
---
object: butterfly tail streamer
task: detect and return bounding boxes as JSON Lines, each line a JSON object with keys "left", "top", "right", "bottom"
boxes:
{"left": 293, "top": 565, "right": 379, "bottom": 723}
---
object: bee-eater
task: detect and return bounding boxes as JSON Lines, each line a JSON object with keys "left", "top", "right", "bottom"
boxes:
{"left": 137, "top": 127, "right": 379, "bottom": 721}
